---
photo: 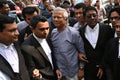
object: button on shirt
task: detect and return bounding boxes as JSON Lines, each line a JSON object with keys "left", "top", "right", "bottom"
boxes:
{"left": 0, "top": 43, "right": 19, "bottom": 73}
{"left": 85, "top": 23, "right": 99, "bottom": 48}
{"left": 33, "top": 33, "right": 53, "bottom": 68}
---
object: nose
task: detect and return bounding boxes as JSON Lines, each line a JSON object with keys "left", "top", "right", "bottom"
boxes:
{"left": 44, "top": 29, "right": 49, "bottom": 33}
{"left": 76, "top": 13, "right": 80, "bottom": 17}
{"left": 91, "top": 15, "right": 95, "bottom": 19}
{"left": 15, "top": 29, "right": 19, "bottom": 35}
{"left": 112, "top": 18, "right": 117, "bottom": 21}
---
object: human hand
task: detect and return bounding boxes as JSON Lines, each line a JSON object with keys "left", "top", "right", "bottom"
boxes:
{"left": 24, "top": 33, "right": 32, "bottom": 40}
{"left": 78, "top": 68, "right": 84, "bottom": 80}
{"left": 78, "top": 53, "right": 88, "bottom": 63}
{"left": 32, "top": 68, "right": 42, "bottom": 79}
{"left": 97, "top": 66, "right": 103, "bottom": 79}
{"left": 56, "top": 69, "right": 62, "bottom": 80}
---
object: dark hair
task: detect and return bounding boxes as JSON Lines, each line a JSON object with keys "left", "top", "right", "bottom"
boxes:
{"left": 22, "top": 7, "right": 39, "bottom": 19}
{"left": 0, "top": 0, "right": 8, "bottom": 9}
{"left": 96, "top": 0, "right": 99, "bottom": 3}
{"left": 0, "top": 14, "right": 15, "bottom": 32}
{"left": 43, "top": 0, "right": 48, "bottom": 3}
{"left": 63, "top": 0, "right": 70, "bottom": 5}
{"left": 83, "top": 6, "right": 98, "bottom": 16}
{"left": 74, "top": 3, "right": 86, "bottom": 9}
{"left": 60, "top": 4, "right": 70, "bottom": 8}
{"left": 108, "top": 6, "right": 120, "bottom": 23}
{"left": 30, "top": 15, "right": 47, "bottom": 29}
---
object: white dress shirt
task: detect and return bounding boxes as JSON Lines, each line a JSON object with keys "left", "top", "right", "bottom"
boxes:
{"left": 33, "top": 33, "right": 53, "bottom": 68}
{"left": 0, "top": 43, "right": 19, "bottom": 80}
{"left": 73, "top": 22, "right": 81, "bottom": 31}
{"left": 0, "top": 43, "right": 19, "bottom": 73}
{"left": 85, "top": 23, "right": 99, "bottom": 48}
{"left": 0, "top": 70, "right": 11, "bottom": 80}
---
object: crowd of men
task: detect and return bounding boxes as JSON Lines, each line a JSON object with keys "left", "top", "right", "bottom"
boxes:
{"left": 0, "top": 0, "right": 120, "bottom": 80}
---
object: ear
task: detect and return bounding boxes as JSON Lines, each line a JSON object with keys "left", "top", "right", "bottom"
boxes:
{"left": 64, "top": 17, "right": 68, "bottom": 20}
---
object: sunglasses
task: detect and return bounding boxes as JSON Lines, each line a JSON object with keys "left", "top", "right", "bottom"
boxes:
{"left": 115, "top": 25, "right": 120, "bottom": 28}
{"left": 86, "top": 14, "right": 98, "bottom": 18}
{"left": 110, "top": 16, "right": 120, "bottom": 21}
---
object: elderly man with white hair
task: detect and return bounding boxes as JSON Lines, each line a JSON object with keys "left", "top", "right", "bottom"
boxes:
{"left": 51, "top": 7, "right": 86, "bottom": 80}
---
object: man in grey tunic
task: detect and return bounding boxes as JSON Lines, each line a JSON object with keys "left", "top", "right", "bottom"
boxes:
{"left": 51, "top": 7, "right": 86, "bottom": 80}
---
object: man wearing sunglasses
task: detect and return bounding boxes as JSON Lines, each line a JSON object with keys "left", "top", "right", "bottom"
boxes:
{"left": 21, "top": 15, "right": 57, "bottom": 80}
{"left": 79, "top": 6, "right": 114, "bottom": 80}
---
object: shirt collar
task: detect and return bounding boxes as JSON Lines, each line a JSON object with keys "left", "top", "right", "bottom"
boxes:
{"left": 87, "top": 23, "right": 99, "bottom": 31}
{"left": 0, "top": 43, "right": 13, "bottom": 49}
{"left": 33, "top": 33, "right": 45, "bottom": 43}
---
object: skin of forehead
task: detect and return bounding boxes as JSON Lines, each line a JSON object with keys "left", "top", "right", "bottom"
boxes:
{"left": 116, "top": 21, "right": 120, "bottom": 26}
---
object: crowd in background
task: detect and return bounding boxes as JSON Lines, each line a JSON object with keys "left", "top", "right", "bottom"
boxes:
{"left": 0, "top": 0, "right": 120, "bottom": 80}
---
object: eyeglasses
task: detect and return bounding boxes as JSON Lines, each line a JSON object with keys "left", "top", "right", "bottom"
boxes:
{"left": 39, "top": 27, "right": 49, "bottom": 31}
{"left": 110, "top": 16, "right": 120, "bottom": 21}
{"left": 86, "top": 14, "right": 98, "bottom": 18}
{"left": 115, "top": 25, "right": 120, "bottom": 28}
{"left": 49, "top": 9, "right": 54, "bottom": 12}
{"left": 52, "top": 16, "right": 63, "bottom": 19}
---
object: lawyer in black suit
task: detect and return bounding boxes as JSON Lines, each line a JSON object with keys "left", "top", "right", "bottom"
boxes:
{"left": 21, "top": 15, "right": 57, "bottom": 80}
{"left": 0, "top": 14, "right": 30, "bottom": 80}
{"left": 104, "top": 21, "right": 120, "bottom": 80}
{"left": 79, "top": 6, "right": 114, "bottom": 80}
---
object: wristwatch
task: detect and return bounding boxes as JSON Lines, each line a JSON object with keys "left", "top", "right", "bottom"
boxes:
{"left": 79, "top": 66, "right": 84, "bottom": 70}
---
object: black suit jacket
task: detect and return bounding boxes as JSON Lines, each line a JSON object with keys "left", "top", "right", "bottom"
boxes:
{"left": 79, "top": 23, "right": 114, "bottom": 80}
{"left": 21, "top": 35, "right": 56, "bottom": 80}
{"left": 104, "top": 38, "right": 120, "bottom": 80}
{"left": 0, "top": 42, "right": 30, "bottom": 80}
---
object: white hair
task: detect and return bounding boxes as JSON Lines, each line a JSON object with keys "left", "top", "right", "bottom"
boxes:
{"left": 52, "top": 7, "right": 69, "bottom": 19}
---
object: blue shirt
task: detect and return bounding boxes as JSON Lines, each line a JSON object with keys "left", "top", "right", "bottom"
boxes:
{"left": 40, "top": 7, "right": 50, "bottom": 19}
{"left": 51, "top": 26, "right": 85, "bottom": 77}
{"left": 8, "top": 13, "right": 20, "bottom": 23}
{"left": 17, "top": 21, "right": 28, "bottom": 32}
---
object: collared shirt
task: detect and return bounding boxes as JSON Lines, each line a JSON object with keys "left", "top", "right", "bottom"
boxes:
{"left": 17, "top": 21, "right": 28, "bottom": 32}
{"left": 73, "top": 22, "right": 81, "bottom": 31}
{"left": 0, "top": 70, "right": 10, "bottom": 80}
{"left": 73, "top": 22, "right": 86, "bottom": 31}
{"left": 33, "top": 33, "right": 53, "bottom": 68}
{"left": 85, "top": 23, "right": 99, "bottom": 48}
{"left": 114, "top": 32, "right": 117, "bottom": 37}
{"left": 51, "top": 26, "right": 85, "bottom": 77}
{"left": 8, "top": 13, "right": 20, "bottom": 23}
{"left": 0, "top": 43, "right": 19, "bottom": 73}
{"left": 40, "top": 7, "right": 50, "bottom": 18}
